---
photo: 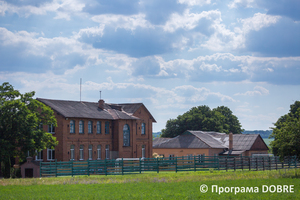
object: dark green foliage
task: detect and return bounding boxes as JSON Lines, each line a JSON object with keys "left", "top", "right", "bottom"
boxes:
{"left": 270, "top": 101, "right": 300, "bottom": 158}
{"left": 0, "top": 82, "right": 58, "bottom": 178}
{"left": 161, "top": 105, "right": 243, "bottom": 138}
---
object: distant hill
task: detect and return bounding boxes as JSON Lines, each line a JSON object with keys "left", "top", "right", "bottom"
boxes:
{"left": 242, "top": 130, "right": 273, "bottom": 139}
{"left": 154, "top": 130, "right": 273, "bottom": 139}
{"left": 153, "top": 132, "right": 162, "bottom": 138}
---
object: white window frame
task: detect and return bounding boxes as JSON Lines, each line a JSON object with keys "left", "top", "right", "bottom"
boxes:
{"left": 123, "top": 124, "right": 130, "bottom": 146}
{"left": 88, "top": 121, "right": 93, "bottom": 134}
{"left": 47, "top": 149, "right": 55, "bottom": 161}
{"left": 70, "top": 120, "right": 75, "bottom": 133}
{"left": 79, "top": 120, "right": 84, "bottom": 134}
{"left": 141, "top": 123, "right": 146, "bottom": 135}
{"left": 88, "top": 145, "right": 93, "bottom": 160}
{"left": 48, "top": 124, "right": 55, "bottom": 134}
{"left": 70, "top": 145, "right": 75, "bottom": 161}
{"left": 105, "top": 122, "right": 109, "bottom": 134}
{"left": 97, "top": 145, "right": 101, "bottom": 160}
{"left": 35, "top": 150, "right": 43, "bottom": 161}
{"left": 96, "top": 121, "right": 101, "bottom": 134}
{"left": 79, "top": 145, "right": 84, "bottom": 160}
{"left": 105, "top": 145, "right": 110, "bottom": 159}
{"left": 142, "top": 145, "right": 145, "bottom": 158}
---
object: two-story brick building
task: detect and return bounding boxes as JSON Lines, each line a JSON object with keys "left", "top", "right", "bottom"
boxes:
{"left": 35, "top": 98, "right": 156, "bottom": 162}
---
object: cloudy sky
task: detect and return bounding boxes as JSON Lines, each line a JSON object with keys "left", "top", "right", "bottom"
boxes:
{"left": 1, "top": 0, "right": 300, "bottom": 132}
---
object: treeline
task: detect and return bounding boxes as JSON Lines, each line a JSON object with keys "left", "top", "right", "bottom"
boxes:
{"left": 242, "top": 130, "right": 272, "bottom": 139}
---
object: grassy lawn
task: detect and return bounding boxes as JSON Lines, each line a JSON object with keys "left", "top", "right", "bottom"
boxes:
{"left": 1, "top": 169, "right": 299, "bottom": 199}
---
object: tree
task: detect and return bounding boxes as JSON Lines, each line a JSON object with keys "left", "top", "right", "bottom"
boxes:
{"left": 270, "top": 101, "right": 300, "bottom": 158}
{"left": 0, "top": 82, "right": 58, "bottom": 178}
{"left": 161, "top": 105, "right": 243, "bottom": 138}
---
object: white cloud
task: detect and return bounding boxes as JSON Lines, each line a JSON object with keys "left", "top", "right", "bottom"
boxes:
{"left": 178, "top": 0, "right": 211, "bottom": 6}
{"left": 228, "top": 0, "right": 255, "bottom": 9}
{"left": 0, "top": 0, "right": 85, "bottom": 20}
{"left": 199, "top": 62, "right": 222, "bottom": 72}
{"left": 202, "top": 13, "right": 281, "bottom": 51}
{"left": 0, "top": 27, "right": 105, "bottom": 71}
{"left": 234, "top": 86, "right": 269, "bottom": 96}
{"left": 239, "top": 13, "right": 281, "bottom": 33}
{"left": 163, "top": 9, "right": 221, "bottom": 33}
{"left": 91, "top": 13, "right": 153, "bottom": 31}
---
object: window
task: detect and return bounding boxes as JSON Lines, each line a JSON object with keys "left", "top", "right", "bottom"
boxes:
{"left": 105, "top": 122, "right": 109, "bottom": 134}
{"left": 97, "top": 145, "right": 101, "bottom": 160}
{"left": 79, "top": 145, "right": 84, "bottom": 160}
{"left": 96, "top": 121, "right": 101, "bottom": 134}
{"left": 79, "top": 120, "right": 84, "bottom": 134}
{"left": 70, "top": 145, "right": 75, "bottom": 160}
{"left": 70, "top": 120, "right": 75, "bottom": 133}
{"left": 88, "top": 145, "right": 93, "bottom": 160}
{"left": 188, "top": 154, "right": 193, "bottom": 163}
{"left": 123, "top": 124, "right": 130, "bottom": 146}
{"left": 88, "top": 121, "right": 93, "bottom": 134}
{"left": 35, "top": 150, "right": 43, "bottom": 161}
{"left": 48, "top": 124, "right": 55, "bottom": 134}
{"left": 142, "top": 145, "right": 145, "bottom": 158}
{"left": 105, "top": 145, "right": 110, "bottom": 159}
{"left": 169, "top": 154, "right": 174, "bottom": 160}
{"left": 38, "top": 123, "right": 43, "bottom": 130}
{"left": 141, "top": 123, "right": 145, "bottom": 135}
{"left": 47, "top": 149, "right": 55, "bottom": 161}
{"left": 197, "top": 154, "right": 205, "bottom": 163}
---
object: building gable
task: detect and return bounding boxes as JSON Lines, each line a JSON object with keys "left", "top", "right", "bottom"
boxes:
{"left": 250, "top": 135, "right": 269, "bottom": 151}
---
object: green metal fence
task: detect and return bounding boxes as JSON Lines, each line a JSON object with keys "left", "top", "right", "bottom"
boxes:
{"left": 40, "top": 156, "right": 299, "bottom": 177}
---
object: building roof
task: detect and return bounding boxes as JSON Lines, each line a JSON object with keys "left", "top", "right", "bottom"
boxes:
{"left": 153, "top": 138, "right": 172, "bottom": 146}
{"left": 37, "top": 98, "right": 143, "bottom": 120}
{"left": 153, "top": 130, "right": 268, "bottom": 152}
{"left": 153, "top": 135, "right": 211, "bottom": 148}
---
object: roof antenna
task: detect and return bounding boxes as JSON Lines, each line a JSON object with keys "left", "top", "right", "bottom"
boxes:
{"left": 100, "top": 91, "right": 102, "bottom": 100}
{"left": 80, "top": 78, "right": 82, "bottom": 102}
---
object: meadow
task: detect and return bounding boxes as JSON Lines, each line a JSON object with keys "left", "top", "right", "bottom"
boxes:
{"left": 0, "top": 169, "right": 299, "bottom": 199}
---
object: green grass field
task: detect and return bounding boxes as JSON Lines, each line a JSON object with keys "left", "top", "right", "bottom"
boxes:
{"left": 1, "top": 169, "right": 299, "bottom": 199}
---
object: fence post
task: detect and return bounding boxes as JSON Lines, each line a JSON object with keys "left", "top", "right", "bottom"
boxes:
{"left": 194, "top": 156, "right": 196, "bottom": 172}
{"left": 40, "top": 161, "right": 42, "bottom": 177}
{"left": 241, "top": 156, "right": 243, "bottom": 171}
{"left": 275, "top": 156, "right": 277, "bottom": 170}
{"left": 256, "top": 157, "right": 258, "bottom": 171}
{"left": 269, "top": 157, "right": 271, "bottom": 170}
{"left": 105, "top": 158, "right": 107, "bottom": 176}
{"left": 139, "top": 158, "right": 141, "bottom": 174}
{"left": 226, "top": 157, "right": 228, "bottom": 172}
{"left": 55, "top": 159, "right": 57, "bottom": 177}
{"left": 234, "top": 157, "right": 236, "bottom": 171}
{"left": 157, "top": 157, "right": 159, "bottom": 173}
{"left": 122, "top": 158, "right": 124, "bottom": 175}
{"left": 295, "top": 156, "right": 297, "bottom": 169}
{"left": 175, "top": 157, "right": 178, "bottom": 173}
{"left": 262, "top": 157, "right": 265, "bottom": 171}
{"left": 248, "top": 157, "right": 250, "bottom": 171}
{"left": 72, "top": 160, "right": 73, "bottom": 177}
{"left": 87, "top": 159, "right": 90, "bottom": 176}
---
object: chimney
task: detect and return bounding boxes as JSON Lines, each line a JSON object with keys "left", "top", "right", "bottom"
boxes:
{"left": 229, "top": 132, "right": 233, "bottom": 150}
{"left": 98, "top": 99, "right": 105, "bottom": 109}
{"left": 26, "top": 156, "right": 33, "bottom": 163}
